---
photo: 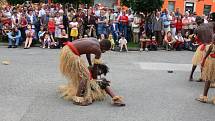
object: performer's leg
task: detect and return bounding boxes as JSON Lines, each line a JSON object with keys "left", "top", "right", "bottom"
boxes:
{"left": 189, "top": 65, "right": 197, "bottom": 81}
{"left": 204, "top": 81, "right": 211, "bottom": 96}
{"left": 196, "top": 81, "right": 210, "bottom": 103}
{"left": 105, "top": 87, "right": 125, "bottom": 106}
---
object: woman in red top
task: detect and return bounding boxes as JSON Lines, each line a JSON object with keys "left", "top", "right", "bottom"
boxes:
{"left": 175, "top": 15, "right": 183, "bottom": 34}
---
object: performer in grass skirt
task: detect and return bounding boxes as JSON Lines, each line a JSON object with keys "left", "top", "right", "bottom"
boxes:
{"left": 196, "top": 34, "right": 215, "bottom": 104}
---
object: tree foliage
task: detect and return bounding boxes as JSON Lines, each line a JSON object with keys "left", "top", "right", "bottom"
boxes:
{"left": 121, "top": 0, "right": 163, "bottom": 13}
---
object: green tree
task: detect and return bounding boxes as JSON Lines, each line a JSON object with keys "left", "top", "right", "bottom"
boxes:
{"left": 6, "top": 0, "right": 25, "bottom": 5}
{"left": 121, "top": 0, "right": 163, "bottom": 14}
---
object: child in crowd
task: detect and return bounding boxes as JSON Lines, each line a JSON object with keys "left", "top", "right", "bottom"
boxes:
{"left": 148, "top": 36, "right": 158, "bottom": 51}
{"left": 48, "top": 17, "right": 55, "bottom": 37}
{"left": 24, "top": 24, "right": 35, "bottom": 49}
{"left": 59, "top": 29, "right": 68, "bottom": 48}
{"left": 43, "top": 31, "right": 52, "bottom": 49}
{"left": 38, "top": 26, "right": 45, "bottom": 47}
{"left": 98, "top": 34, "right": 105, "bottom": 42}
{"left": 139, "top": 31, "right": 150, "bottom": 51}
{"left": 119, "top": 34, "right": 128, "bottom": 52}
{"left": 108, "top": 34, "right": 115, "bottom": 50}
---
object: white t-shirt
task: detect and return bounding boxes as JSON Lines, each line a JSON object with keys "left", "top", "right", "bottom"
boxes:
{"left": 69, "top": 22, "right": 78, "bottom": 29}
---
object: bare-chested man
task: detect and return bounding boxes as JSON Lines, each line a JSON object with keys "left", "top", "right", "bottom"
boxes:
{"left": 58, "top": 38, "right": 125, "bottom": 106}
{"left": 189, "top": 16, "right": 213, "bottom": 82}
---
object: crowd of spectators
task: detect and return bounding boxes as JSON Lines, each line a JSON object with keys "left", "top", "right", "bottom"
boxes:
{"left": 0, "top": 2, "right": 210, "bottom": 51}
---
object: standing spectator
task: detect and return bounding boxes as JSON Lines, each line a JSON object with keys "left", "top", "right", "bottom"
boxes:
{"left": 189, "top": 13, "right": 196, "bottom": 34}
{"left": 11, "top": 10, "right": 20, "bottom": 28}
{"left": 118, "top": 11, "right": 128, "bottom": 40}
{"left": 182, "top": 12, "right": 190, "bottom": 35}
{"left": 97, "top": 9, "right": 107, "bottom": 36}
{"left": 152, "top": 11, "right": 163, "bottom": 46}
{"left": 86, "top": 12, "right": 97, "bottom": 37}
{"left": 132, "top": 12, "right": 141, "bottom": 43}
{"left": 26, "top": 10, "right": 37, "bottom": 30}
{"left": 161, "top": 9, "right": 171, "bottom": 35}
{"left": 69, "top": 18, "right": 79, "bottom": 41}
{"left": 175, "top": 15, "right": 183, "bottom": 34}
{"left": 175, "top": 8, "right": 181, "bottom": 17}
{"left": 54, "top": 12, "right": 63, "bottom": 39}
{"left": 170, "top": 12, "right": 176, "bottom": 37}
{"left": 110, "top": 18, "right": 119, "bottom": 43}
{"left": 40, "top": 10, "right": 50, "bottom": 28}
{"left": 24, "top": 24, "right": 35, "bottom": 49}
{"left": 127, "top": 10, "right": 134, "bottom": 42}
{"left": 19, "top": 14, "right": 28, "bottom": 45}
{"left": 77, "top": 16, "right": 84, "bottom": 38}
{"left": 7, "top": 27, "right": 21, "bottom": 48}
{"left": 38, "top": 4, "right": 46, "bottom": 18}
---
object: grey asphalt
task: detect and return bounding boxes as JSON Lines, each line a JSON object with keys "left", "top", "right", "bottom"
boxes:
{"left": 0, "top": 46, "right": 215, "bottom": 121}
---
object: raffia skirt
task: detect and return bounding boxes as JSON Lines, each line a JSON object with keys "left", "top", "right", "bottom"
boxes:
{"left": 58, "top": 45, "right": 106, "bottom": 103}
{"left": 201, "top": 55, "right": 215, "bottom": 82}
{"left": 192, "top": 44, "right": 206, "bottom": 65}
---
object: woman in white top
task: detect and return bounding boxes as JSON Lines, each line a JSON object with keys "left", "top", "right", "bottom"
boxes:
{"left": 55, "top": 12, "right": 63, "bottom": 38}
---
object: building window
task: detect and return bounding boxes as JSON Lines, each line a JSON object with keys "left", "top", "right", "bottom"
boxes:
{"left": 185, "top": 2, "right": 194, "bottom": 13}
{"left": 168, "top": 1, "right": 175, "bottom": 12}
{"left": 204, "top": 5, "right": 211, "bottom": 16}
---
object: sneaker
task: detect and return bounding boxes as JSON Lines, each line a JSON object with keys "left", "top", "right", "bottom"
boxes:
{"left": 139, "top": 48, "right": 143, "bottom": 51}
{"left": 145, "top": 48, "right": 149, "bottom": 51}
{"left": 13, "top": 45, "right": 17, "bottom": 48}
{"left": 8, "top": 45, "right": 12, "bottom": 48}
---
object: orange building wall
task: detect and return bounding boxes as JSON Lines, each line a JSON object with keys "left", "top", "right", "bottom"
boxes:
{"left": 162, "top": 0, "right": 215, "bottom": 15}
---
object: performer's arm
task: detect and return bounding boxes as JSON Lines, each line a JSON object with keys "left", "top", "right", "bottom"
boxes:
{"left": 86, "top": 54, "right": 92, "bottom": 66}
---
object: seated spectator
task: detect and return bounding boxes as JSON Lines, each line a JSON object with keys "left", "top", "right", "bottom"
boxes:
{"left": 24, "top": 24, "right": 35, "bottom": 49}
{"left": 98, "top": 34, "right": 105, "bottom": 42}
{"left": 59, "top": 29, "right": 68, "bottom": 48}
{"left": 164, "top": 31, "right": 175, "bottom": 51}
{"left": 184, "top": 31, "right": 195, "bottom": 51}
{"left": 174, "top": 31, "right": 184, "bottom": 51}
{"left": 147, "top": 36, "right": 158, "bottom": 51}
{"left": 108, "top": 34, "right": 115, "bottom": 50}
{"left": 7, "top": 27, "right": 21, "bottom": 48}
{"left": 119, "top": 34, "right": 128, "bottom": 52}
{"left": 43, "top": 31, "right": 52, "bottom": 49}
{"left": 139, "top": 31, "right": 150, "bottom": 51}
{"left": 38, "top": 26, "right": 45, "bottom": 47}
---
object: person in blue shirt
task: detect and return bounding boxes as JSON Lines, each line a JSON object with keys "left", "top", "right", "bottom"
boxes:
{"left": 7, "top": 27, "right": 21, "bottom": 48}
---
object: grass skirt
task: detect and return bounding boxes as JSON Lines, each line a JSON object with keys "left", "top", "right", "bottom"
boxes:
{"left": 58, "top": 45, "right": 106, "bottom": 103}
{"left": 201, "top": 45, "right": 215, "bottom": 82}
{"left": 192, "top": 45, "right": 205, "bottom": 65}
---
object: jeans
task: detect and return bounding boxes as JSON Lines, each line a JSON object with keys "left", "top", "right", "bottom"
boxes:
{"left": 119, "top": 24, "right": 128, "bottom": 39}
{"left": 8, "top": 38, "right": 20, "bottom": 46}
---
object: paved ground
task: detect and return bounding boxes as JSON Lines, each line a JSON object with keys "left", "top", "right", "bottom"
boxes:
{"left": 0, "top": 46, "right": 215, "bottom": 121}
